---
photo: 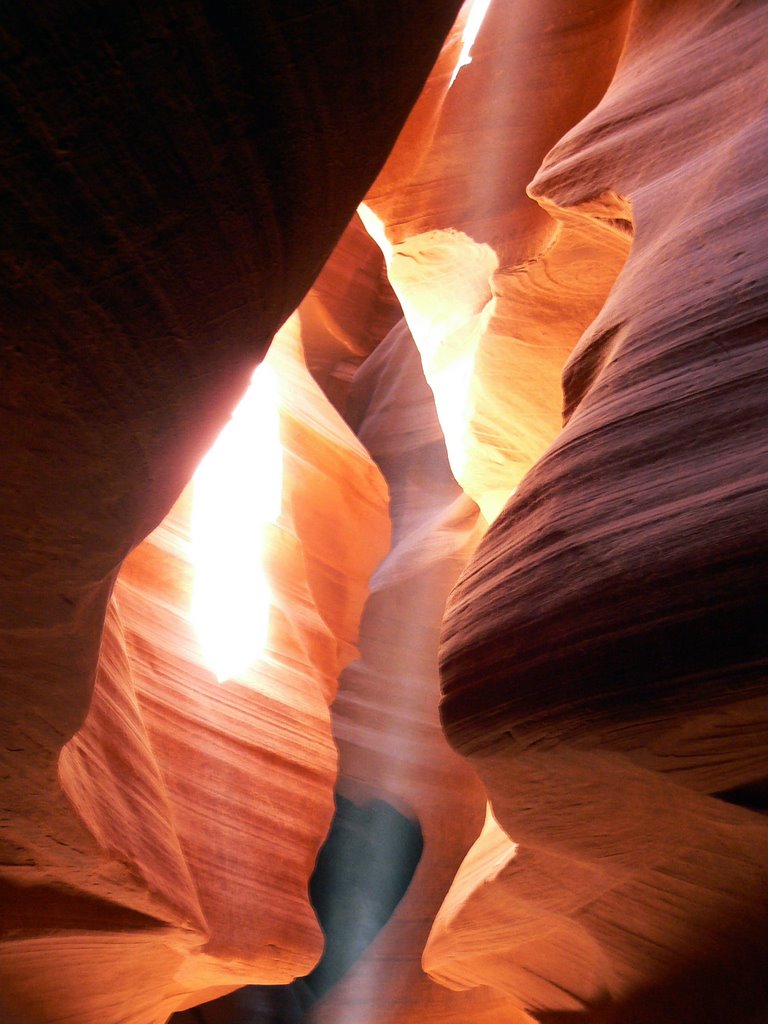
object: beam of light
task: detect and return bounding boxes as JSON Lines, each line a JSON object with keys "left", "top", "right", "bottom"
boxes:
{"left": 357, "top": 203, "right": 393, "bottom": 266}
{"left": 359, "top": 201, "right": 502, "bottom": 517}
{"left": 189, "top": 359, "right": 282, "bottom": 683}
{"left": 449, "top": 0, "right": 492, "bottom": 87}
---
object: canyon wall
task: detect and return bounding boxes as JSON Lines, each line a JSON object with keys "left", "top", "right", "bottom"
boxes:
{"left": 0, "top": 2, "right": 460, "bottom": 1019}
{"left": 2, "top": 0, "right": 767, "bottom": 1022}
{"left": 436, "top": 1, "right": 768, "bottom": 1021}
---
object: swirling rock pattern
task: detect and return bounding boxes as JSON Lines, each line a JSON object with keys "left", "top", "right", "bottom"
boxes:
{"left": 362, "top": 0, "right": 633, "bottom": 520}
{"left": 0, "top": 2, "right": 459, "bottom": 1020}
{"left": 438, "top": 0, "right": 768, "bottom": 1020}
{"left": 2, "top": 0, "right": 767, "bottom": 1021}
{"left": 308, "top": 321, "right": 527, "bottom": 1024}
{"left": 3, "top": 326, "right": 390, "bottom": 1020}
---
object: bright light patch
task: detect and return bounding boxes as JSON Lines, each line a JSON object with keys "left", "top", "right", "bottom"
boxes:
{"left": 190, "top": 360, "right": 282, "bottom": 682}
{"left": 357, "top": 203, "right": 393, "bottom": 266}
{"left": 449, "top": 0, "right": 492, "bottom": 87}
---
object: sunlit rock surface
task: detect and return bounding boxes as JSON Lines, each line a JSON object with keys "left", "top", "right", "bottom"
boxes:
{"left": 307, "top": 321, "right": 527, "bottom": 1023}
{"left": 438, "top": 1, "right": 768, "bottom": 1020}
{"left": 0, "top": 1, "right": 460, "bottom": 1020}
{"left": 2, "top": 328, "right": 389, "bottom": 1020}
{"left": 298, "top": 214, "right": 402, "bottom": 416}
{"left": 361, "top": 0, "right": 632, "bottom": 520}
{"left": 1, "top": 0, "right": 767, "bottom": 1022}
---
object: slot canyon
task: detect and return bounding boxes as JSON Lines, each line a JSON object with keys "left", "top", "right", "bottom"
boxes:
{"left": 1, "top": 1, "right": 767, "bottom": 1022}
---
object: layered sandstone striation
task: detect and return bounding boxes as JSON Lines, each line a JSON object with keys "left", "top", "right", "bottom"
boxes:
{"left": 307, "top": 320, "right": 527, "bottom": 1024}
{"left": 438, "top": 0, "right": 768, "bottom": 1020}
{"left": 298, "top": 214, "right": 402, "bottom": 416}
{"left": 1, "top": 2, "right": 461, "bottom": 1020}
{"left": 3, "top": 326, "right": 390, "bottom": 1020}
{"left": 361, "top": 0, "right": 633, "bottom": 521}
{"left": 1, "top": 0, "right": 462, "bottom": 917}
{"left": 1, "top": 0, "right": 767, "bottom": 1022}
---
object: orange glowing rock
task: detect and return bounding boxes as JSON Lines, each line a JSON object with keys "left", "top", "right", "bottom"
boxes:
{"left": 307, "top": 320, "right": 529, "bottom": 1024}
{"left": 437, "top": 0, "right": 768, "bottom": 1020}
{"left": 0, "top": 2, "right": 462, "bottom": 1019}
{"left": 19, "top": 329, "right": 390, "bottom": 1019}
{"left": 360, "top": 0, "right": 632, "bottom": 521}
{"left": 2, "top": 0, "right": 767, "bottom": 1022}
{"left": 298, "top": 213, "right": 402, "bottom": 416}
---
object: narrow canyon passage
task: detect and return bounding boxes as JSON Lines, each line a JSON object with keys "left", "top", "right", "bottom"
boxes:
{"left": 2, "top": 1, "right": 767, "bottom": 1023}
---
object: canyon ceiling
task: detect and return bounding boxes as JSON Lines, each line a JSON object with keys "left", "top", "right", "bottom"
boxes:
{"left": 1, "top": 1, "right": 767, "bottom": 1023}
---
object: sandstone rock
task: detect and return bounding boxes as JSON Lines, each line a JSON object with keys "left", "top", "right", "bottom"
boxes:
{"left": 298, "top": 214, "right": 402, "bottom": 416}
{"left": 307, "top": 321, "right": 529, "bottom": 1024}
{"left": 438, "top": 1, "right": 768, "bottom": 1019}
{"left": 2, "top": 0, "right": 767, "bottom": 1021}
{"left": 361, "top": 0, "right": 633, "bottom": 520}
{"left": 1, "top": 3, "right": 460, "bottom": 1020}
{"left": 2, "top": 327, "right": 390, "bottom": 1019}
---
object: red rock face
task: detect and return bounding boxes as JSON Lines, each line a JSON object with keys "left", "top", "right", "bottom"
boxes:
{"left": 362, "top": 0, "right": 633, "bottom": 521}
{"left": 5, "top": 325, "right": 391, "bottom": 1019}
{"left": 0, "top": 2, "right": 458, "bottom": 1018}
{"left": 438, "top": 1, "right": 768, "bottom": 1020}
{"left": 2, "top": 0, "right": 767, "bottom": 1022}
{"left": 309, "top": 320, "right": 524, "bottom": 1024}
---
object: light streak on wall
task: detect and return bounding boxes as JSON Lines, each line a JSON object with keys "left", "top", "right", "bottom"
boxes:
{"left": 449, "top": 0, "right": 493, "bottom": 87}
{"left": 189, "top": 357, "right": 283, "bottom": 682}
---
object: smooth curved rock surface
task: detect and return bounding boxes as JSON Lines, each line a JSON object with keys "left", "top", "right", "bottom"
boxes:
{"left": 3, "top": 327, "right": 390, "bottom": 1019}
{"left": 361, "top": 0, "right": 632, "bottom": 520}
{"left": 308, "top": 320, "right": 529, "bottom": 1024}
{"left": 1, "top": 3, "right": 460, "bottom": 1020}
{"left": 0, "top": 0, "right": 461, "bottom": 898}
{"left": 298, "top": 214, "right": 402, "bottom": 415}
{"left": 438, "top": 0, "right": 768, "bottom": 1019}
{"left": 2, "top": 0, "right": 767, "bottom": 1021}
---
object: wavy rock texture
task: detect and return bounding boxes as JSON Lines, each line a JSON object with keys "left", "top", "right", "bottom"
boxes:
{"left": 0, "top": 0, "right": 462, "bottom": 903}
{"left": 438, "top": 0, "right": 768, "bottom": 1020}
{"left": 298, "top": 214, "right": 402, "bottom": 415}
{"left": 2, "top": 0, "right": 767, "bottom": 1022}
{"left": 2, "top": 328, "right": 391, "bottom": 1021}
{"left": 361, "top": 0, "right": 633, "bottom": 521}
{"left": 307, "top": 320, "right": 527, "bottom": 1024}
{"left": 0, "top": 2, "right": 460, "bottom": 1021}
